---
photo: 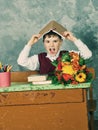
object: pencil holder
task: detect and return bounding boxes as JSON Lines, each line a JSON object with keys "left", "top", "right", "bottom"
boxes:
{"left": 0, "top": 72, "right": 11, "bottom": 87}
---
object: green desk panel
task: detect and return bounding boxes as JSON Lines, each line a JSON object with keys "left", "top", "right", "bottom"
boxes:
{"left": 0, "top": 82, "right": 91, "bottom": 93}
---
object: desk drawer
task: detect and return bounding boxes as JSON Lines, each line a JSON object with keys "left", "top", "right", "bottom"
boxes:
{"left": 0, "top": 89, "right": 85, "bottom": 106}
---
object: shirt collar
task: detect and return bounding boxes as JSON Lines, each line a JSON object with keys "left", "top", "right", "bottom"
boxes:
{"left": 46, "top": 50, "right": 60, "bottom": 61}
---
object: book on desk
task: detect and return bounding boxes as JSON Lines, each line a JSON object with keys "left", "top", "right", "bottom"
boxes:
{"left": 27, "top": 74, "right": 52, "bottom": 85}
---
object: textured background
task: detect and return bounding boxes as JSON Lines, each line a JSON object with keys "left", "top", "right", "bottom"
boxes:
{"left": 0, "top": 0, "right": 98, "bottom": 119}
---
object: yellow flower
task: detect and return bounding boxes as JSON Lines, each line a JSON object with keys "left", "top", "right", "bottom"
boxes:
{"left": 61, "top": 61, "right": 70, "bottom": 67}
{"left": 75, "top": 72, "right": 86, "bottom": 83}
{"left": 62, "top": 64, "right": 75, "bottom": 75}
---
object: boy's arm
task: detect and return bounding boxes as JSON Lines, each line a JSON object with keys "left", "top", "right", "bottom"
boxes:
{"left": 63, "top": 31, "right": 92, "bottom": 59}
{"left": 27, "top": 34, "right": 41, "bottom": 46}
{"left": 17, "top": 34, "right": 41, "bottom": 70}
{"left": 17, "top": 44, "right": 39, "bottom": 70}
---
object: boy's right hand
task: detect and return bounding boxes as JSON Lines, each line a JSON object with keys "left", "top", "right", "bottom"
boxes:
{"left": 27, "top": 34, "right": 41, "bottom": 46}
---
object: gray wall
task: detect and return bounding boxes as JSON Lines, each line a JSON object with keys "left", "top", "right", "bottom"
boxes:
{"left": 0, "top": 0, "right": 98, "bottom": 119}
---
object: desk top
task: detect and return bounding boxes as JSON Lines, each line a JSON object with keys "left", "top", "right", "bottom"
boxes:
{"left": 0, "top": 82, "right": 91, "bottom": 93}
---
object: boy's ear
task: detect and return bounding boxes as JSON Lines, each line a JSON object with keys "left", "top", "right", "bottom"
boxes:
{"left": 60, "top": 39, "right": 63, "bottom": 45}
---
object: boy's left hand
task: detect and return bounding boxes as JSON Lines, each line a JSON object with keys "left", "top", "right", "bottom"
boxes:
{"left": 63, "top": 31, "right": 77, "bottom": 42}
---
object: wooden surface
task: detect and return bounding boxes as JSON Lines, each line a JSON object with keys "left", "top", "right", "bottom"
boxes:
{"left": 0, "top": 70, "right": 91, "bottom": 130}
{"left": 11, "top": 71, "right": 39, "bottom": 82}
{"left": 0, "top": 88, "right": 89, "bottom": 130}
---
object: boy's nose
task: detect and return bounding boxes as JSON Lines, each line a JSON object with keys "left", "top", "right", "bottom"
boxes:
{"left": 50, "top": 42, "right": 54, "bottom": 46}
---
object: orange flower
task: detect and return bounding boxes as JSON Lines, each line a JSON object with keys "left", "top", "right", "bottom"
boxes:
{"left": 55, "top": 72, "right": 62, "bottom": 81}
{"left": 62, "top": 74, "right": 73, "bottom": 81}
{"left": 70, "top": 52, "right": 79, "bottom": 61}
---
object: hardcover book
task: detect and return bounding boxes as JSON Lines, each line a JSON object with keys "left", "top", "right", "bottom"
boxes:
{"left": 27, "top": 74, "right": 48, "bottom": 82}
{"left": 39, "top": 20, "right": 67, "bottom": 38}
{"left": 32, "top": 80, "right": 52, "bottom": 85}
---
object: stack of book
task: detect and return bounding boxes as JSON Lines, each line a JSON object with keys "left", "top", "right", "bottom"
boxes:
{"left": 27, "top": 74, "right": 52, "bottom": 85}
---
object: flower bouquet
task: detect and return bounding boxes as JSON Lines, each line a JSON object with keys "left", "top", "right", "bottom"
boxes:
{"left": 49, "top": 51, "right": 93, "bottom": 85}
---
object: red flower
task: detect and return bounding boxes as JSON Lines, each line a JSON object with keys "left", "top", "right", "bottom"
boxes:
{"left": 55, "top": 72, "right": 62, "bottom": 81}
{"left": 57, "top": 62, "right": 62, "bottom": 70}
{"left": 62, "top": 74, "right": 73, "bottom": 81}
{"left": 71, "top": 80, "right": 78, "bottom": 85}
{"left": 57, "top": 56, "right": 61, "bottom": 62}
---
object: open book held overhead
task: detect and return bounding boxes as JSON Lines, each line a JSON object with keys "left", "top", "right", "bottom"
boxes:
{"left": 39, "top": 20, "right": 67, "bottom": 38}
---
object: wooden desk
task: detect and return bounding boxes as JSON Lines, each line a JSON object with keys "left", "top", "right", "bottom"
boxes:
{"left": 0, "top": 88, "right": 89, "bottom": 130}
{"left": 0, "top": 71, "right": 89, "bottom": 130}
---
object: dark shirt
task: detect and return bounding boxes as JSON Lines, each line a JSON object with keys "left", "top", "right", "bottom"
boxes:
{"left": 38, "top": 50, "right": 67, "bottom": 74}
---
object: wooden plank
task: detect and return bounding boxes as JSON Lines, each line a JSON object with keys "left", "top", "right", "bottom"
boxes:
{"left": 0, "top": 89, "right": 88, "bottom": 130}
{"left": 0, "top": 89, "right": 84, "bottom": 106}
{"left": 11, "top": 71, "right": 39, "bottom": 82}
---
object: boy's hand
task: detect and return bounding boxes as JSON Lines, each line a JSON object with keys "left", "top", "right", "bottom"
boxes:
{"left": 27, "top": 34, "right": 41, "bottom": 46}
{"left": 63, "top": 31, "right": 77, "bottom": 42}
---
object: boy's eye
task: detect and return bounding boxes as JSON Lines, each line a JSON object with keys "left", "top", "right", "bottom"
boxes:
{"left": 47, "top": 41, "right": 50, "bottom": 43}
{"left": 54, "top": 40, "right": 58, "bottom": 43}
{"left": 45, "top": 40, "right": 50, "bottom": 43}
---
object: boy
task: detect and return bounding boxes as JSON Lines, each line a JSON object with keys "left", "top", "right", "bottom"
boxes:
{"left": 17, "top": 30, "right": 92, "bottom": 74}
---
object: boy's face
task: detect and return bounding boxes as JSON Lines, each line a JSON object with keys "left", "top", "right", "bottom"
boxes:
{"left": 44, "top": 35, "right": 62, "bottom": 57}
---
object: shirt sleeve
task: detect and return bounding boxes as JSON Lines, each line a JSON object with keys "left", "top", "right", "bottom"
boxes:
{"left": 74, "top": 39, "right": 92, "bottom": 59}
{"left": 17, "top": 44, "right": 39, "bottom": 70}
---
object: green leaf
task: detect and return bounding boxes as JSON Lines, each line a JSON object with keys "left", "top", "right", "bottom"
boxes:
{"left": 62, "top": 52, "right": 71, "bottom": 62}
{"left": 51, "top": 60, "right": 58, "bottom": 67}
{"left": 86, "top": 73, "right": 93, "bottom": 82}
{"left": 79, "top": 57, "right": 85, "bottom": 65}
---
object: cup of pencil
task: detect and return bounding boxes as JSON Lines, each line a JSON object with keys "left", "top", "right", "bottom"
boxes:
{"left": 0, "top": 62, "right": 12, "bottom": 87}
